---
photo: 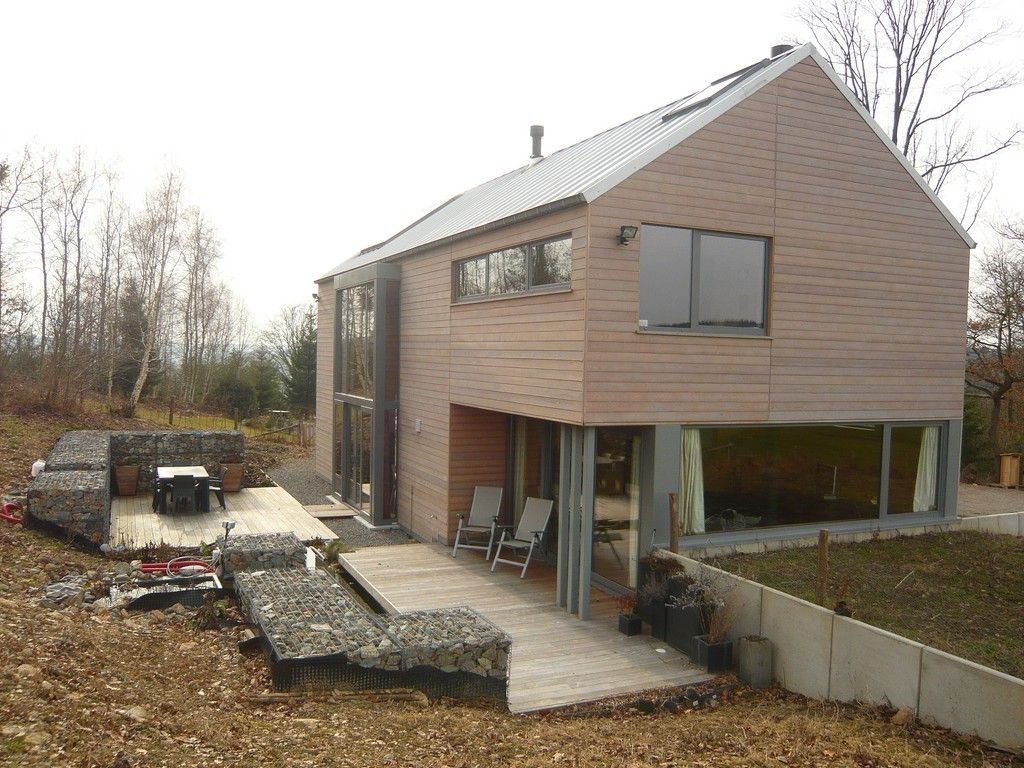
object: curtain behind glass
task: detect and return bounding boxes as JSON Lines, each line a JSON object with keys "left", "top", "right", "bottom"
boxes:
{"left": 913, "top": 426, "right": 940, "bottom": 512}
{"left": 680, "top": 428, "right": 705, "bottom": 535}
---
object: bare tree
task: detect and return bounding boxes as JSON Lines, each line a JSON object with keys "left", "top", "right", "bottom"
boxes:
{"left": 96, "top": 174, "right": 125, "bottom": 407}
{"left": 123, "top": 172, "right": 182, "bottom": 416}
{"left": 0, "top": 148, "right": 37, "bottom": 380}
{"left": 24, "top": 150, "right": 53, "bottom": 366}
{"left": 965, "top": 240, "right": 1024, "bottom": 464}
{"left": 798, "top": 0, "right": 1020, "bottom": 223}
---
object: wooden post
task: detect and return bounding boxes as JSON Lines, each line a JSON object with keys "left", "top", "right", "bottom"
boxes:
{"left": 815, "top": 529, "right": 829, "bottom": 607}
{"left": 668, "top": 492, "right": 679, "bottom": 553}
{"left": 168, "top": 397, "right": 175, "bottom": 426}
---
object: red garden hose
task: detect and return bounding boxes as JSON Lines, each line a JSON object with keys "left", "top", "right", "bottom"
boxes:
{"left": 1, "top": 502, "right": 24, "bottom": 525}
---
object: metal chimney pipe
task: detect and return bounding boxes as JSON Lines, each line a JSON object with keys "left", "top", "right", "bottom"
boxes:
{"left": 771, "top": 44, "right": 795, "bottom": 57}
{"left": 530, "top": 125, "right": 544, "bottom": 159}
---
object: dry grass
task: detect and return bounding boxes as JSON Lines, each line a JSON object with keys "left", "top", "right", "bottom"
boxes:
{"left": 713, "top": 532, "right": 1024, "bottom": 679}
{"left": 0, "top": 523, "right": 1019, "bottom": 767}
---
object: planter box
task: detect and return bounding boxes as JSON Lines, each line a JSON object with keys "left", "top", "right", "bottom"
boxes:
{"left": 618, "top": 613, "right": 642, "bottom": 636}
{"left": 114, "top": 465, "right": 140, "bottom": 497}
{"left": 695, "top": 635, "right": 733, "bottom": 673}
{"left": 666, "top": 603, "right": 704, "bottom": 657}
{"left": 640, "top": 600, "right": 668, "bottom": 641}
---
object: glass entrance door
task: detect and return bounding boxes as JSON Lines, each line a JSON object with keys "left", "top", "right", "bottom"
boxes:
{"left": 344, "top": 404, "right": 373, "bottom": 514}
{"left": 593, "top": 427, "right": 642, "bottom": 589}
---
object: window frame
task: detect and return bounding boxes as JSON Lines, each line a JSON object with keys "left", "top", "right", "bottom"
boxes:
{"left": 452, "top": 233, "right": 573, "bottom": 302}
{"left": 639, "top": 225, "right": 771, "bottom": 336}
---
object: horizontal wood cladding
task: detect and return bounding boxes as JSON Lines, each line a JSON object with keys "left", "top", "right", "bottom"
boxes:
{"left": 448, "top": 404, "right": 508, "bottom": 541}
{"left": 584, "top": 58, "right": 968, "bottom": 425}
{"left": 449, "top": 206, "right": 587, "bottom": 424}
{"left": 397, "top": 249, "right": 452, "bottom": 544}
{"left": 314, "top": 280, "right": 335, "bottom": 483}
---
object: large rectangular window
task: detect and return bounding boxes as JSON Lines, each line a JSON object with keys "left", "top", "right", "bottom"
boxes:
{"left": 676, "top": 422, "right": 946, "bottom": 538}
{"left": 453, "top": 235, "right": 572, "bottom": 300}
{"left": 336, "top": 282, "right": 375, "bottom": 399}
{"left": 640, "top": 225, "right": 768, "bottom": 334}
{"left": 594, "top": 427, "right": 642, "bottom": 589}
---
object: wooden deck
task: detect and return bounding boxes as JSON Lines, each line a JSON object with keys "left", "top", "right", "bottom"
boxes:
{"left": 339, "top": 544, "right": 711, "bottom": 713}
{"left": 109, "top": 486, "right": 338, "bottom": 547}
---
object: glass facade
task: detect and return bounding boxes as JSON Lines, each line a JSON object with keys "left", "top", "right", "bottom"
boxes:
{"left": 593, "top": 427, "right": 641, "bottom": 588}
{"left": 333, "top": 274, "right": 400, "bottom": 524}
{"left": 676, "top": 423, "right": 944, "bottom": 538}
{"left": 454, "top": 235, "right": 572, "bottom": 300}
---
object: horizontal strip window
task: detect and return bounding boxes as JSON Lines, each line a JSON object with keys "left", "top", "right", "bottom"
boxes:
{"left": 639, "top": 225, "right": 769, "bottom": 335}
{"left": 454, "top": 235, "right": 572, "bottom": 301}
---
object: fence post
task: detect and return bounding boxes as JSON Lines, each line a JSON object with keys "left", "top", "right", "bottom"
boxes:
{"left": 815, "top": 529, "right": 829, "bottom": 607}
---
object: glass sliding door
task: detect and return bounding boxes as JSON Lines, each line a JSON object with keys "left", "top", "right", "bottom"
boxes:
{"left": 593, "top": 427, "right": 641, "bottom": 589}
{"left": 344, "top": 404, "right": 373, "bottom": 514}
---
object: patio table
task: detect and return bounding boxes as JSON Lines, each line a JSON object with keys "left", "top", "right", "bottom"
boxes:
{"left": 156, "top": 466, "right": 211, "bottom": 514}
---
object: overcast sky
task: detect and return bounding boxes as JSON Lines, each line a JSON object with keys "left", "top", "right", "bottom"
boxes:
{"left": 2, "top": 0, "right": 1022, "bottom": 325}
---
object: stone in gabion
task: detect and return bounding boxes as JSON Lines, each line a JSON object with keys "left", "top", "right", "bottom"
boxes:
{"left": 44, "top": 431, "right": 111, "bottom": 472}
{"left": 221, "top": 533, "right": 306, "bottom": 574}
{"left": 27, "top": 470, "right": 108, "bottom": 542}
{"left": 234, "top": 567, "right": 512, "bottom": 680}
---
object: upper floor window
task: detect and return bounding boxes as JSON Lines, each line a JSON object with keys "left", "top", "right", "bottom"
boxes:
{"left": 454, "top": 235, "right": 572, "bottom": 301}
{"left": 639, "top": 225, "right": 768, "bottom": 334}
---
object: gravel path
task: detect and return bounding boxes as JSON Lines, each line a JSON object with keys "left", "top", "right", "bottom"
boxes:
{"left": 267, "top": 455, "right": 333, "bottom": 506}
{"left": 269, "top": 455, "right": 412, "bottom": 549}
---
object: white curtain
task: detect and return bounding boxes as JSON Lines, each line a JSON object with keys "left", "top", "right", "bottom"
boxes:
{"left": 913, "top": 426, "right": 940, "bottom": 513}
{"left": 680, "top": 428, "right": 705, "bottom": 535}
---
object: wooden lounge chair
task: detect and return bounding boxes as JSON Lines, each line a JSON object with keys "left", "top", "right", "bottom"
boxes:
{"left": 452, "top": 486, "right": 503, "bottom": 560}
{"left": 490, "top": 497, "right": 554, "bottom": 578}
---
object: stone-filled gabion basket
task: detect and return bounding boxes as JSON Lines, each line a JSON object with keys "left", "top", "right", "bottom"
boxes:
{"left": 221, "top": 533, "right": 306, "bottom": 576}
{"left": 234, "top": 568, "right": 510, "bottom": 704}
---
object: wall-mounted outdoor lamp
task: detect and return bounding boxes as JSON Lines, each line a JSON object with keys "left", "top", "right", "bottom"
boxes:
{"left": 618, "top": 225, "right": 638, "bottom": 245}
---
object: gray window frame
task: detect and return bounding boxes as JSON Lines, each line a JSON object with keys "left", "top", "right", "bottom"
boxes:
{"left": 453, "top": 234, "right": 572, "bottom": 302}
{"left": 639, "top": 225, "right": 771, "bottom": 336}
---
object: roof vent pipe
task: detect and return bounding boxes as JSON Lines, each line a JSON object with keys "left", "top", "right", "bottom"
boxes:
{"left": 771, "top": 43, "right": 795, "bottom": 57}
{"left": 530, "top": 125, "right": 544, "bottom": 161}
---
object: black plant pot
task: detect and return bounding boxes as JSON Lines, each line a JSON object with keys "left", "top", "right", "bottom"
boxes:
{"left": 694, "top": 635, "right": 734, "bottom": 673}
{"left": 665, "top": 603, "right": 703, "bottom": 657}
{"left": 640, "top": 600, "right": 668, "bottom": 640}
{"left": 618, "top": 613, "right": 642, "bottom": 636}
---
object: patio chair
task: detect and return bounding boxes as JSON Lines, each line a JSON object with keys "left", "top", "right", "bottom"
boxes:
{"left": 490, "top": 497, "right": 554, "bottom": 578}
{"left": 170, "top": 474, "right": 200, "bottom": 514}
{"left": 451, "top": 486, "right": 503, "bottom": 560}
{"left": 208, "top": 464, "right": 241, "bottom": 510}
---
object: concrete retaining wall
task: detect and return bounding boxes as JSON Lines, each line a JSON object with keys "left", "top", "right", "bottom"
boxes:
{"left": 659, "top": 548, "right": 1024, "bottom": 750}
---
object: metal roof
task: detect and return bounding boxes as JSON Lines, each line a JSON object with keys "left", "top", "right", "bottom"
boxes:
{"left": 320, "top": 43, "right": 973, "bottom": 281}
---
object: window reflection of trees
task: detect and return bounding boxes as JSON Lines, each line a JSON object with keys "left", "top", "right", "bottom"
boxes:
{"left": 340, "top": 282, "right": 375, "bottom": 399}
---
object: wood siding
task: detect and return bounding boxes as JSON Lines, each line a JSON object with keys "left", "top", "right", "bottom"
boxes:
{"left": 584, "top": 58, "right": 969, "bottom": 425}
{"left": 314, "top": 279, "right": 335, "bottom": 483}
{"left": 449, "top": 206, "right": 588, "bottom": 424}
{"left": 448, "top": 404, "right": 508, "bottom": 540}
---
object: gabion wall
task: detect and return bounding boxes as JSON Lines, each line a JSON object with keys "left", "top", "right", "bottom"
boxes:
{"left": 234, "top": 568, "right": 511, "bottom": 683}
{"left": 26, "top": 428, "right": 245, "bottom": 543}
{"left": 222, "top": 533, "right": 306, "bottom": 575}
{"left": 110, "top": 430, "right": 245, "bottom": 491}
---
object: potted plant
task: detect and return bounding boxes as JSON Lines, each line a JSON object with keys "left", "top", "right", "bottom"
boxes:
{"left": 114, "top": 460, "right": 140, "bottom": 497}
{"left": 694, "top": 596, "right": 736, "bottom": 673}
{"left": 637, "top": 551, "right": 688, "bottom": 641}
{"left": 664, "top": 578, "right": 712, "bottom": 658}
{"left": 616, "top": 595, "right": 642, "bottom": 636}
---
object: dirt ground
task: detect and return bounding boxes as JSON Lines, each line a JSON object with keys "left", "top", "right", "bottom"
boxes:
{"left": 1, "top": 523, "right": 1020, "bottom": 768}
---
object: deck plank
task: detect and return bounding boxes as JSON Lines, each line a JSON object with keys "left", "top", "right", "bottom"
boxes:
{"left": 339, "top": 543, "right": 712, "bottom": 713}
{"left": 109, "top": 486, "right": 338, "bottom": 547}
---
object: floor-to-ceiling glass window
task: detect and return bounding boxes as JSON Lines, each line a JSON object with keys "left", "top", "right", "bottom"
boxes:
{"left": 593, "top": 427, "right": 641, "bottom": 589}
{"left": 675, "top": 422, "right": 946, "bottom": 540}
{"left": 332, "top": 269, "right": 400, "bottom": 524}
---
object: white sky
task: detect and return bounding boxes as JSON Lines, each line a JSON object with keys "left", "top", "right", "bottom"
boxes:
{"left": 2, "top": 0, "right": 1022, "bottom": 324}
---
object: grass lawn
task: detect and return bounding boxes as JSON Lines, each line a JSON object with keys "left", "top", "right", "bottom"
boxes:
{"left": 713, "top": 531, "right": 1024, "bottom": 679}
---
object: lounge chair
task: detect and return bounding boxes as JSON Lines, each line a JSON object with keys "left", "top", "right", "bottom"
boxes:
{"left": 452, "top": 486, "right": 503, "bottom": 560}
{"left": 490, "top": 497, "right": 554, "bottom": 578}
